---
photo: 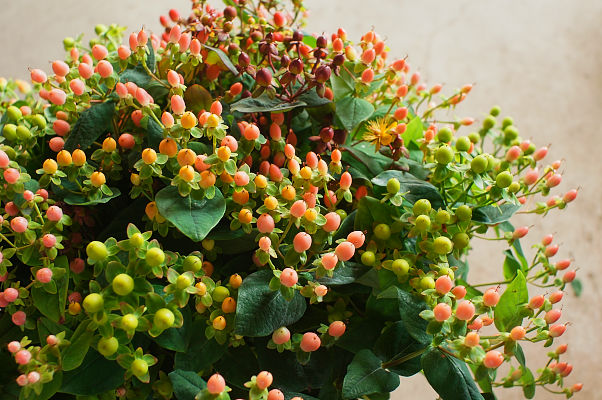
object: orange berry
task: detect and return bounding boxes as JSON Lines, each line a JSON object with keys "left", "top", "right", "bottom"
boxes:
{"left": 216, "top": 146, "right": 231, "bottom": 162}
{"left": 102, "top": 137, "right": 117, "bottom": 152}
{"left": 145, "top": 202, "right": 158, "bottom": 220}
{"left": 281, "top": 185, "right": 296, "bottom": 201}
{"left": 130, "top": 173, "right": 141, "bottom": 185}
{"left": 256, "top": 371, "right": 273, "bottom": 390}
{"left": 200, "top": 171, "right": 216, "bottom": 189}
{"left": 43, "top": 159, "right": 58, "bottom": 174}
{"left": 212, "top": 316, "right": 226, "bottom": 330}
{"left": 254, "top": 174, "right": 268, "bottom": 189}
{"left": 229, "top": 274, "right": 242, "bottom": 289}
{"left": 202, "top": 261, "right": 214, "bottom": 277}
{"left": 142, "top": 148, "right": 157, "bottom": 164}
{"left": 180, "top": 111, "right": 197, "bottom": 129}
{"left": 72, "top": 149, "right": 86, "bottom": 166}
{"left": 238, "top": 208, "right": 253, "bottom": 224}
{"left": 179, "top": 165, "right": 195, "bottom": 182}
{"left": 264, "top": 196, "right": 279, "bottom": 210}
{"left": 90, "top": 171, "right": 106, "bottom": 187}
{"left": 56, "top": 150, "right": 72, "bottom": 167}
{"left": 221, "top": 297, "right": 236, "bottom": 313}
{"left": 299, "top": 166, "right": 312, "bottom": 180}
{"left": 159, "top": 138, "right": 178, "bottom": 157}
{"left": 177, "top": 148, "right": 196, "bottom": 166}
{"left": 232, "top": 189, "right": 249, "bottom": 205}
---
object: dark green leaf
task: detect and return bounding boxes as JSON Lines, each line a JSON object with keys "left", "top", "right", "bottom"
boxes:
{"left": 296, "top": 89, "right": 332, "bottom": 108}
{"left": 183, "top": 84, "right": 213, "bottom": 114}
{"left": 169, "top": 370, "right": 206, "bottom": 400}
{"left": 374, "top": 321, "right": 424, "bottom": 376}
{"left": 60, "top": 350, "right": 123, "bottom": 395}
{"left": 502, "top": 250, "right": 522, "bottom": 280}
{"left": 330, "top": 67, "right": 355, "bottom": 99}
{"left": 31, "top": 286, "right": 60, "bottom": 322}
{"left": 521, "top": 367, "right": 536, "bottom": 399}
{"left": 371, "top": 170, "right": 444, "bottom": 209}
{"left": 64, "top": 101, "right": 115, "bottom": 151}
{"left": 230, "top": 94, "right": 306, "bottom": 113}
{"left": 354, "top": 196, "right": 398, "bottom": 231}
{"left": 378, "top": 286, "right": 432, "bottom": 345}
{"left": 63, "top": 187, "right": 121, "bottom": 206}
{"left": 317, "top": 261, "right": 368, "bottom": 286}
{"left": 153, "top": 306, "right": 192, "bottom": 352}
{"left": 336, "top": 317, "right": 384, "bottom": 354}
{"left": 342, "top": 349, "right": 399, "bottom": 399}
{"left": 335, "top": 97, "right": 374, "bottom": 133}
{"left": 146, "top": 117, "right": 163, "bottom": 149}
{"left": 235, "top": 270, "right": 306, "bottom": 337}
{"left": 215, "top": 346, "right": 259, "bottom": 390}
{"left": 156, "top": 186, "right": 226, "bottom": 242}
{"left": 175, "top": 325, "right": 226, "bottom": 371}
{"left": 494, "top": 271, "right": 528, "bottom": 332}
{"left": 21, "top": 371, "right": 62, "bottom": 400}
{"left": 61, "top": 324, "right": 94, "bottom": 371}
{"left": 421, "top": 347, "right": 484, "bottom": 400}
{"left": 472, "top": 204, "right": 522, "bottom": 225}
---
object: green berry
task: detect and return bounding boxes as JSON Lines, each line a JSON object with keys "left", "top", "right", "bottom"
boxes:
{"left": 129, "top": 232, "right": 144, "bottom": 247}
{"left": 455, "top": 136, "right": 471, "bottom": 152}
{"left": 131, "top": 359, "right": 148, "bottom": 378}
{"left": 212, "top": 286, "right": 230, "bottom": 302}
{"left": 3, "top": 124, "right": 17, "bottom": 141}
{"left": 146, "top": 247, "right": 165, "bottom": 267}
{"left": 482, "top": 116, "right": 496, "bottom": 130}
{"left": 386, "top": 178, "right": 400, "bottom": 194}
{"left": 176, "top": 274, "right": 193, "bottom": 290}
{"left": 97, "top": 336, "right": 119, "bottom": 357}
{"left": 373, "top": 223, "right": 391, "bottom": 240}
{"left": 433, "top": 236, "right": 453, "bottom": 255}
{"left": 335, "top": 209, "right": 348, "bottom": 220}
{"left": 502, "top": 116, "right": 513, "bottom": 128}
{"left": 486, "top": 155, "right": 498, "bottom": 171}
{"left": 503, "top": 126, "right": 519, "bottom": 141}
{"left": 391, "top": 259, "right": 410, "bottom": 276}
{"left": 361, "top": 251, "right": 376, "bottom": 266}
{"left": 16, "top": 126, "right": 31, "bottom": 140}
{"left": 435, "top": 145, "right": 454, "bottom": 165}
{"left": 121, "top": 314, "right": 138, "bottom": 330}
{"left": 202, "top": 239, "right": 215, "bottom": 251}
{"left": 183, "top": 255, "right": 202, "bottom": 273}
{"left": 415, "top": 215, "right": 431, "bottom": 231}
{"left": 154, "top": 308, "right": 175, "bottom": 330}
{"left": 112, "top": 274, "right": 134, "bottom": 296}
{"left": 455, "top": 205, "right": 472, "bottom": 222}
{"left": 435, "top": 209, "right": 450, "bottom": 224}
{"left": 32, "top": 115, "right": 47, "bottom": 129}
{"left": 86, "top": 241, "right": 108, "bottom": 261}
{"left": 468, "top": 132, "right": 480, "bottom": 143}
{"left": 413, "top": 199, "right": 431, "bottom": 216}
{"left": 63, "top": 37, "right": 75, "bottom": 49}
{"left": 6, "top": 106, "right": 22, "bottom": 121}
{"left": 508, "top": 182, "right": 520, "bottom": 193}
{"left": 95, "top": 24, "right": 108, "bottom": 35}
{"left": 420, "top": 276, "right": 435, "bottom": 290}
{"left": 83, "top": 293, "right": 104, "bottom": 313}
{"left": 490, "top": 106, "right": 501, "bottom": 116}
{"left": 453, "top": 232, "right": 470, "bottom": 249}
{"left": 470, "top": 154, "right": 488, "bottom": 174}
{"left": 436, "top": 127, "right": 453, "bottom": 143}
{"left": 495, "top": 171, "right": 513, "bottom": 188}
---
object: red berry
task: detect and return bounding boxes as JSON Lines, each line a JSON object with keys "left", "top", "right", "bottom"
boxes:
{"left": 280, "top": 268, "right": 298, "bottom": 287}
{"left": 30, "top": 68, "right": 47, "bottom": 83}
{"left": 4, "top": 168, "right": 20, "bottom": 184}
{"left": 433, "top": 303, "right": 452, "bottom": 321}
{"left": 563, "top": 189, "right": 578, "bottom": 203}
{"left": 562, "top": 270, "right": 576, "bottom": 283}
{"left": 15, "top": 349, "right": 31, "bottom": 365}
{"left": 464, "top": 332, "right": 480, "bottom": 347}
{"left": 512, "top": 226, "right": 529, "bottom": 239}
{"left": 300, "top": 332, "right": 321, "bottom": 352}
{"left": 272, "top": 327, "right": 291, "bottom": 345}
{"left": 290, "top": 200, "right": 307, "bottom": 218}
{"left": 49, "top": 137, "right": 65, "bottom": 152}
{"left": 528, "top": 295, "right": 545, "bottom": 309}
{"left": 7, "top": 341, "right": 20, "bottom": 353}
{"left": 455, "top": 301, "right": 475, "bottom": 321}
{"left": 257, "top": 214, "right": 275, "bottom": 233}
{"left": 572, "top": 383, "right": 583, "bottom": 392}
{"left": 92, "top": 44, "right": 108, "bottom": 60}
{"left": 542, "top": 234, "right": 554, "bottom": 246}
{"left": 36, "top": 267, "right": 53, "bottom": 283}
{"left": 70, "top": 258, "right": 85, "bottom": 274}
{"left": 545, "top": 244, "right": 559, "bottom": 257}
{"left": 207, "top": 373, "right": 226, "bottom": 394}
{"left": 549, "top": 324, "right": 566, "bottom": 337}
{"left": 328, "top": 321, "right": 346, "bottom": 337}
{"left": 4, "top": 288, "right": 18, "bottom": 302}
{"left": 435, "top": 276, "right": 453, "bottom": 294}
{"left": 467, "top": 318, "right": 483, "bottom": 331}
{"left": 11, "top": 217, "right": 28, "bottom": 233}
{"left": 16, "top": 375, "right": 28, "bottom": 386}
{"left": 321, "top": 253, "right": 338, "bottom": 270}
{"left": 12, "top": 311, "right": 26, "bottom": 326}
{"left": 42, "top": 234, "right": 57, "bottom": 248}
{"left": 273, "top": 12, "right": 285, "bottom": 27}
{"left": 48, "top": 89, "right": 67, "bottom": 105}
{"left": 483, "top": 350, "right": 504, "bottom": 369}
{"left": 549, "top": 291, "right": 563, "bottom": 304}
{"left": 52, "top": 60, "right": 69, "bottom": 77}
{"left": 268, "top": 389, "right": 285, "bottom": 400}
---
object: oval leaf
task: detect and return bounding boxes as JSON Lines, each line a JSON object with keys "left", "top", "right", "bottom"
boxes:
{"left": 494, "top": 271, "right": 528, "bottom": 332}
{"left": 335, "top": 97, "right": 374, "bottom": 133}
{"left": 64, "top": 101, "right": 115, "bottom": 151}
{"left": 342, "top": 349, "right": 400, "bottom": 399}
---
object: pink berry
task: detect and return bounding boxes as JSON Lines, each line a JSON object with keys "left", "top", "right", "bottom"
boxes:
{"left": 505, "top": 146, "right": 521, "bottom": 162}
{"left": 512, "top": 226, "right": 529, "bottom": 239}
{"left": 314, "top": 285, "right": 328, "bottom": 297}
{"left": 190, "top": 39, "right": 201, "bottom": 55}
{"left": 0, "top": 293, "right": 7, "bottom": 307}
{"left": 483, "top": 289, "right": 500, "bottom": 307}
{"left": 549, "top": 324, "right": 566, "bottom": 337}
{"left": 5, "top": 202, "right": 19, "bottom": 216}
{"left": 452, "top": 285, "right": 467, "bottom": 299}
{"left": 545, "top": 244, "right": 559, "bottom": 257}
{"left": 272, "top": 327, "right": 291, "bottom": 345}
{"left": 563, "top": 189, "right": 578, "bottom": 203}
{"left": 167, "top": 70, "right": 179, "bottom": 87}
{"left": 68, "top": 292, "right": 82, "bottom": 303}
{"left": 36, "top": 189, "right": 48, "bottom": 201}
{"left": 542, "top": 234, "right": 554, "bottom": 246}
{"left": 7, "top": 341, "right": 20, "bottom": 353}
{"left": 4, "top": 168, "right": 20, "bottom": 184}
{"left": 572, "top": 383, "right": 583, "bottom": 392}
{"left": 42, "top": 234, "right": 57, "bottom": 248}
{"left": 16, "top": 374, "right": 28, "bottom": 386}
{"left": 30, "top": 68, "right": 47, "bottom": 83}
{"left": 11, "top": 217, "right": 28, "bottom": 233}
{"left": 171, "top": 95, "right": 186, "bottom": 115}
{"left": 0, "top": 150, "right": 9, "bottom": 168}
{"left": 97, "top": 60, "right": 113, "bottom": 78}
{"left": 206, "top": 373, "right": 226, "bottom": 394}
{"left": 545, "top": 309, "right": 562, "bottom": 324}
{"left": 12, "top": 311, "right": 26, "bottom": 326}
{"left": 118, "top": 133, "right": 135, "bottom": 150}
{"left": 46, "top": 205, "right": 63, "bottom": 222}
{"left": 435, "top": 276, "right": 453, "bottom": 294}
{"left": 48, "top": 89, "right": 67, "bottom": 105}
{"left": 4, "top": 288, "right": 19, "bottom": 302}
{"left": 268, "top": 389, "right": 285, "bottom": 400}
{"left": 361, "top": 68, "right": 375, "bottom": 84}
{"left": 510, "top": 326, "right": 526, "bottom": 341}
{"left": 78, "top": 62, "right": 93, "bottom": 79}
{"left": 117, "top": 45, "right": 131, "bottom": 60}
{"left": 293, "top": 232, "right": 312, "bottom": 253}
{"left": 92, "top": 44, "right": 108, "bottom": 60}
{"left": 335, "top": 241, "right": 355, "bottom": 261}
{"left": 290, "top": 200, "right": 307, "bottom": 218}
{"left": 259, "top": 237, "right": 271, "bottom": 252}
{"left": 483, "top": 350, "right": 504, "bottom": 368}
{"left": 256, "top": 371, "right": 273, "bottom": 390}
{"left": 300, "top": 332, "right": 321, "bottom": 352}
{"left": 328, "top": 321, "right": 346, "bottom": 337}
{"left": 347, "top": 231, "right": 366, "bottom": 248}
{"left": 323, "top": 212, "right": 341, "bottom": 232}
{"left": 562, "top": 270, "right": 576, "bottom": 283}
{"left": 280, "top": 268, "right": 298, "bottom": 287}
{"left": 53, "top": 119, "right": 71, "bottom": 136}
{"left": 243, "top": 124, "right": 260, "bottom": 140}
{"left": 549, "top": 291, "right": 564, "bottom": 304}
{"left": 49, "top": 137, "right": 65, "bottom": 152}
{"left": 433, "top": 303, "right": 452, "bottom": 322}
{"left": 464, "top": 332, "right": 480, "bottom": 347}
{"left": 169, "top": 25, "right": 182, "bottom": 43}
{"left": 137, "top": 29, "right": 148, "bottom": 46}
{"left": 546, "top": 173, "right": 562, "bottom": 188}
{"left": 467, "top": 317, "right": 483, "bottom": 331}
{"left": 455, "top": 301, "right": 475, "bottom": 321}
{"left": 46, "top": 335, "right": 58, "bottom": 346}
{"left": 269, "top": 123, "right": 282, "bottom": 140}
{"left": 69, "top": 78, "right": 85, "bottom": 96}
{"left": 321, "top": 253, "right": 338, "bottom": 270}
{"left": 528, "top": 295, "right": 545, "bottom": 309}
{"left": 52, "top": 60, "right": 70, "bottom": 77}
{"left": 27, "top": 371, "right": 40, "bottom": 384}
{"left": 257, "top": 214, "right": 275, "bottom": 233}
{"left": 178, "top": 33, "right": 191, "bottom": 52}
{"left": 523, "top": 168, "right": 539, "bottom": 185}
{"left": 533, "top": 146, "right": 548, "bottom": 161}
{"left": 36, "top": 267, "right": 53, "bottom": 283}
{"left": 70, "top": 258, "right": 85, "bottom": 274}
{"left": 305, "top": 152, "right": 318, "bottom": 169}
{"left": 339, "top": 171, "right": 352, "bottom": 190}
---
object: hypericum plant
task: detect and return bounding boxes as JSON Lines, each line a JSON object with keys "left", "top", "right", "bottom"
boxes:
{"left": 0, "top": 1, "right": 584, "bottom": 399}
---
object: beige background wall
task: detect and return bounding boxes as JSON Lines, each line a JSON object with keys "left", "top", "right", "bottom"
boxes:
{"left": 1, "top": 1, "right": 600, "bottom": 399}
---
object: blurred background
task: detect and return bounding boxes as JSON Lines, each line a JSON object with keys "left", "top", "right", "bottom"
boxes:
{"left": 1, "top": 1, "right": 600, "bottom": 398}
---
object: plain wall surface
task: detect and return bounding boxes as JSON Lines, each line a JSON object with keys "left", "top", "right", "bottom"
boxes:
{"left": 0, "top": 1, "right": 600, "bottom": 399}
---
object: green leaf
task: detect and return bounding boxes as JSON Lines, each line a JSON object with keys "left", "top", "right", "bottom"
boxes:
{"left": 64, "top": 101, "right": 115, "bottom": 151}
{"left": 374, "top": 321, "right": 425, "bottom": 376}
{"left": 230, "top": 94, "right": 306, "bottom": 113}
{"left": 216, "top": 346, "right": 260, "bottom": 390}
{"left": 402, "top": 116, "right": 425, "bottom": 145}
{"left": 371, "top": 170, "right": 444, "bottom": 209}
{"left": 61, "top": 323, "right": 94, "bottom": 371}
{"left": 146, "top": 117, "right": 164, "bottom": 149}
{"left": 169, "top": 370, "right": 206, "bottom": 400}
{"left": 330, "top": 67, "right": 355, "bottom": 99}
{"left": 153, "top": 306, "right": 192, "bottom": 352}
{"left": 60, "top": 350, "right": 123, "bottom": 395}
{"left": 421, "top": 346, "right": 484, "bottom": 400}
{"left": 571, "top": 279, "right": 583, "bottom": 297}
{"left": 296, "top": 88, "right": 332, "bottom": 108}
{"left": 335, "top": 97, "right": 374, "bottom": 133}
{"left": 183, "top": 84, "right": 213, "bottom": 114}
{"left": 378, "top": 286, "right": 432, "bottom": 345}
{"left": 472, "top": 204, "right": 521, "bottom": 225}
{"left": 20, "top": 371, "right": 62, "bottom": 400}
{"left": 63, "top": 187, "right": 121, "bottom": 206}
{"left": 354, "top": 196, "right": 398, "bottom": 231}
{"left": 317, "top": 261, "right": 369, "bottom": 286}
{"left": 502, "top": 250, "right": 522, "bottom": 280}
{"left": 235, "top": 270, "right": 306, "bottom": 337}
{"left": 31, "top": 286, "right": 60, "bottom": 322}
{"left": 494, "top": 271, "right": 528, "bottom": 332}
{"left": 175, "top": 322, "right": 227, "bottom": 371}
{"left": 521, "top": 367, "right": 536, "bottom": 399}
{"left": 155, "top": 186, "right": 226, "bottom": 242}
{"left": 342, "top": 349, "right": 399, "bottom": 399}
{"left": 201, "top": 44, "right": 238, "bottom": 75}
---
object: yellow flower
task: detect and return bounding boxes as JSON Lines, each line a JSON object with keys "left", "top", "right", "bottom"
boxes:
{"left": 363, "top": 117, "right": 397, "bottom": 150}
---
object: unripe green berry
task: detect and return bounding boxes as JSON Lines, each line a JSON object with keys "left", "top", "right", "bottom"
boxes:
{"left": 420, "top": 276, "right": 435, "bottom": 290}
{"left": 97, "top": 336, "right": 119, "bottom": 357}
{"left": 471, "top": 154, "right": 488, "bottom": 174}
{"left": 16, "top": 126, "right": 31, "bottom": 140}
{"left": 63, "top": 37, "right": 75, "bottom": 49}
{"left": 361, "top": 251, "right": 376, "bottom": 266}
{"left": 413, "top": 199, "right": 431, "bottom": 216}
{"left": 435, "top": 209, "right": 450, "bottom": 224}
{"left": 335, "top": 209, "right": 348, "bottom": 220}
{"left": 455, "top": 205, "right": 472, "bottom": 221}
{"left": 83, "top": 293, "right": 104, "bottom": 313}
{"left": 129, "top": 233, "right": 144, "bottom": 247}
{"left": 508, "top": 182, "right": 520, "bottom": 193}
{"left": 131, "top": 359, "right": 148, "bottom": 378}
{"left": 212, "top": 286, "right": 230, "bottom": 302}
{"left": 121, "top": 314, "right": 138, "bottom": 330}
{"left": 502, "top": 116, "right": 513, "bottom": 128}
{"left": 386, "top": 178, "right": 400, "bottom": 194}
{"left": 455, "top": 136, "right": 471, "bottom": 152}
{"left": 490, "top": 106, "right": 501, "bottom": 116}
{"left": 435, "top": 145, "right": 454, "bottom": 165}
{"left": 391, "top": 259, "right": 410, "bottom": 276}
{"left": 6, "top": 106, "right": 22, "bottom": 121}
{"left": 415, "top": 215, "right": 431, "bottom": 231}
{"left": 146, "top": 247, "right": 165, "bottom": 267}
{"left": 373, "top": 223, "right": 391, "bottom": 240}
{"left": 433, "top": 236, "right": 453, "bottom": 255}
{"left": 183, "top": 255, "right": 202, "bottom": 273}
{"left": 495, "top": 171, "right": 513, "bottom": 188}
{"left": 436, "top": 127, "right": 453, "bottom": 143}
{"left": 3, "top": 124, "right": 17, "bottom": 141}
{"left": 482, "top": 116, "right": 496, "bottom": 130}
{"left": 86, "top": 241, "right": 108, "bottom": 261}
{"left": 112, "top": 273, "right": 134, "bottom": 296}
{"left": 154, "top": 308, "right": 175, "bottom": 330}
{"left": 468, "top": 132, "right": 480, "bottom": 143}
{"left": 33, "top": 114, "right": 47, "bottom": 128}
{"left": 95, "top": 24, "right": 108, "bottom": 35}
{"left": 453, "top": 232, "right": 470, "bottom": 249}
{"left": 503, "top": 126, "right": 519, "bottom": 141}
{"left": 176, "top": 274, "right": 193, "bottom": 290}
